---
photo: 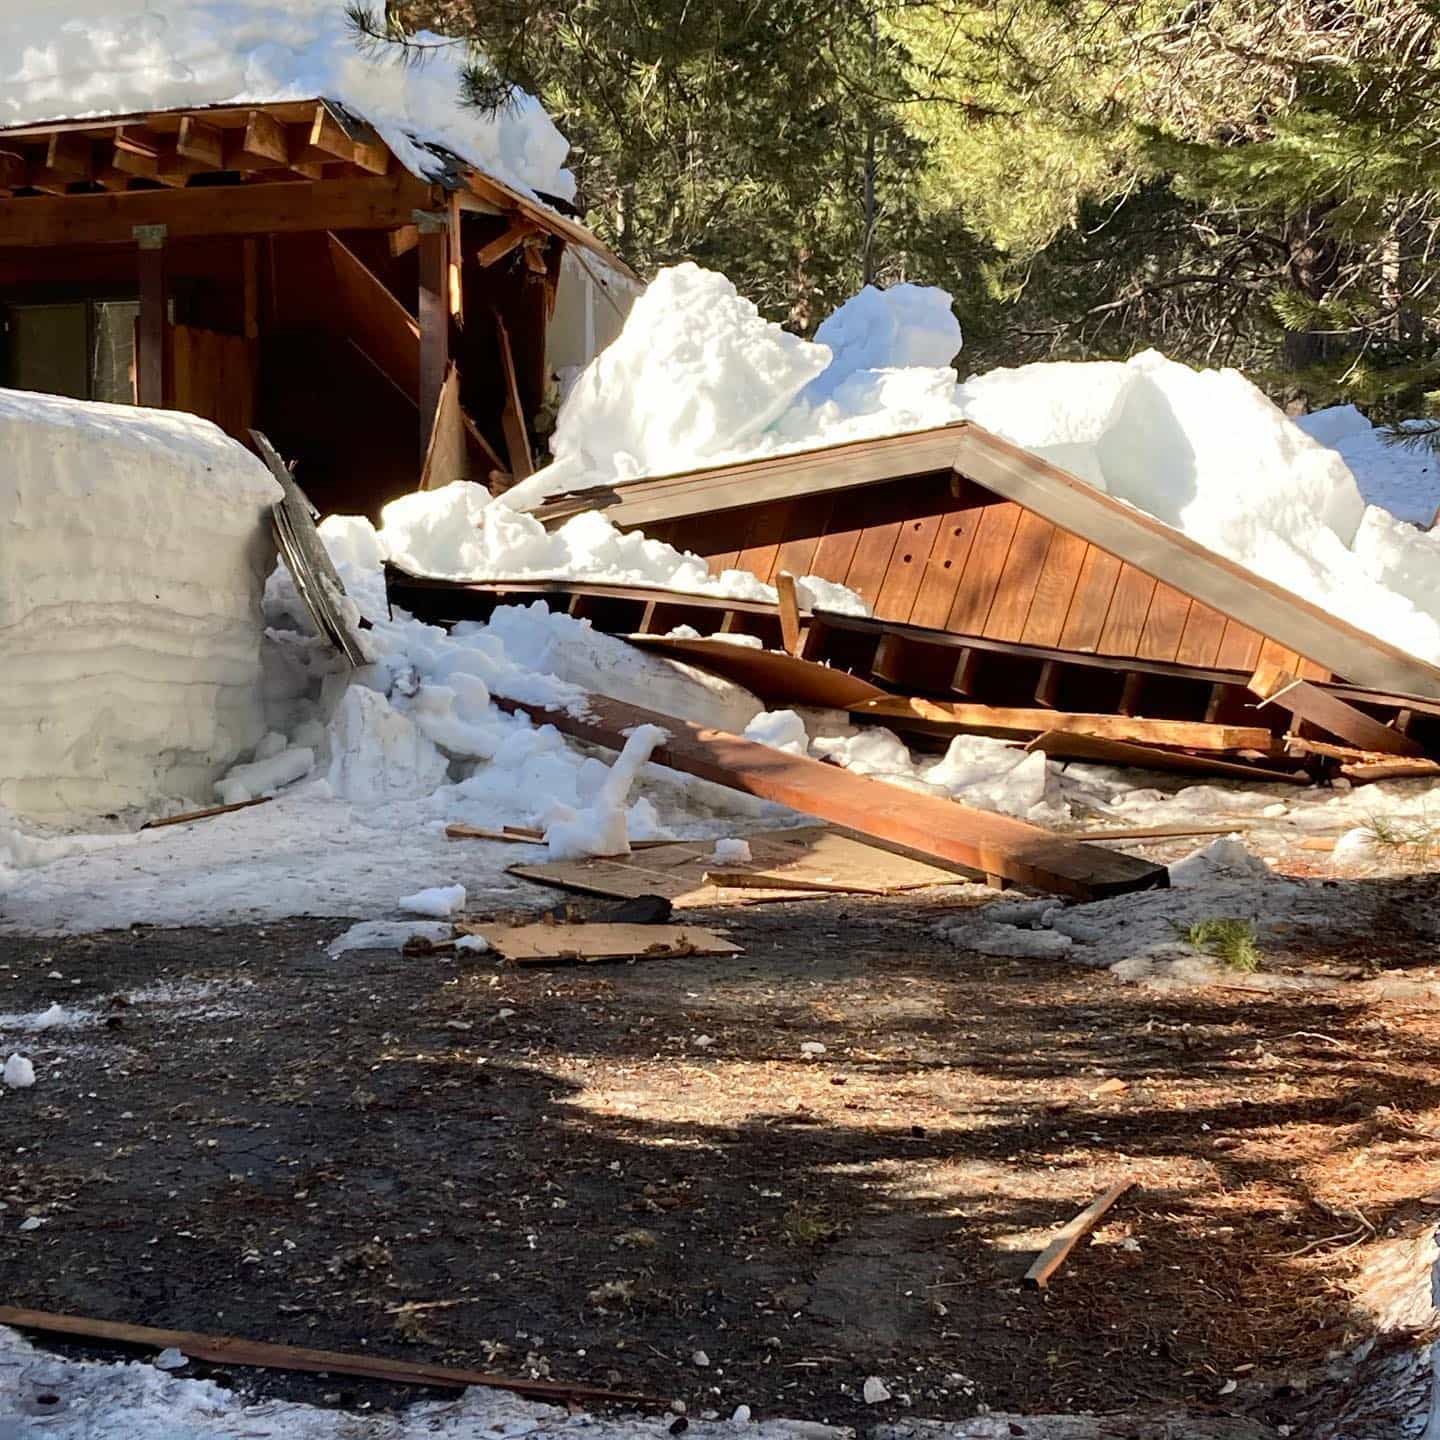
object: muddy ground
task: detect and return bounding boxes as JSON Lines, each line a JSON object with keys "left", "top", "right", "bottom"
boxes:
{"left": 2, "top": 888, "right": 1438, "bottom": 1431}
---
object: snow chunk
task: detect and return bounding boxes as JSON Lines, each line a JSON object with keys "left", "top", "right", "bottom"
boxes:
{"left": 544, "top": 724, "right": 667, "bottom": 860}
{"left": 743, "top": 710, "right": 809, "bottom": 756}
{"left": 1168, "top": 835, "right": 1272, "bottom": 888}
{"left": 805, "top": 283, "right": 961, "bottom": 403}
{"left": 0, "top": 1, "right": 574, "bottom": 201}
{"left": 1298, "top": 406, "right": 1440, "bottom": 526}
{"left": 712, "top": 838, "right": 753, "bottom": 864}
{"left": 456, "top": 933, "right": 491, "bottom": 954}
{"left": 215, "top": 745, "right": 313, "bottom": 805}
{"left": 398, "top": 884, "right": 467, "bottom": 918}
{"left": 4, "top": 1054, "right": 36, "bottom": 1088}
{"left": 325, "top": 687, "right": 449, "bottom": 804}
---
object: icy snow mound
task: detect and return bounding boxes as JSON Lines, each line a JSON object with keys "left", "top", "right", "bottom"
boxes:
{"left": 543, "top": 263, "right": 831, "bottom": 486}
{"left": 1297, "top": 404, "right": 1440, "bottom": 527}
{"left": 0, "top": 0, "right": 574, "bottom": 201}
{"left": 0, "top": 388, "right": 280, "bottom": 821}
{"left": 505, "top": 269, "right": 967, "bottom": 509}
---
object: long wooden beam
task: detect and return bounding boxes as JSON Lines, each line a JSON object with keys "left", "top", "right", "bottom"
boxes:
{"left": 0, "top": 1306, "right": 650, "bottom": 1406}
{"left": 1025, "top": 730, "right": 1310, "bottom": 783}
{"left": 496, "top": 693, "right": 1168, "bottom": 900}
{"left": 0, "top": 173, "right": 431, "bottom": 246}
{"left": 851, "top": 696, "right": 1278, "bottom": 753}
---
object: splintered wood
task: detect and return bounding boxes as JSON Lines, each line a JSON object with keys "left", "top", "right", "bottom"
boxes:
{"left": 507, "top": 826, "right": 965, "bottom": 908}
{"left": 462, "top": 922, "right": 741, "bottom": 966}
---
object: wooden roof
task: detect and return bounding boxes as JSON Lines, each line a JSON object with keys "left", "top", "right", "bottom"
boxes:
{"left": 0, "top": 97, "right": 633, "bottom": 274}
{"left": 533, "top": 421, "right": 1440, "bottom": 701}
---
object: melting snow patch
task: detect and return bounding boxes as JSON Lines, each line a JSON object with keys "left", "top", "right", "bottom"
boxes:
{"left": 4, "top": 1054, "right": 36, "bottom": 1088}
{"left": 327, "top": 920, "right": 454, "bottom": 957}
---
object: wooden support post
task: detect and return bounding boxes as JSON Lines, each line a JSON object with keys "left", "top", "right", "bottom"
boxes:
{"left": 1034, "top": 660, "right": 1061, "bottom": 708}
{"left": 950, "top": 648, "right": 980, "bottom": 696}
{"left": 415, "top": 209, "right": 449, "bottom": 463}
{"left": 134, "top": 222, "right": 167, "bottom": 408}
{"left": 1117, "top": 672, "right": 1145, "bottom": 717}
{"left": 776, "top": 571, "right": 802, "bottom": 657}
{"left": 494, "top": 310, "right": 534, "bottom": 480}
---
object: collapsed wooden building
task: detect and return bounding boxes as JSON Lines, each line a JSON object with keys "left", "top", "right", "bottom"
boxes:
{"left": 389, "top": 421, "right": 1440, "bottom": 780}
{"left": 0, "top": 97, "right": 637, "bottom": 519}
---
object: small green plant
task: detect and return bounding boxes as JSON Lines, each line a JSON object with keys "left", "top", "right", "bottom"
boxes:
{"left": 1361, "top": 813, "right": 1440, "bottom": 863}
{"left": 1183, "top": 917, "right": 1262, "bottom": 973}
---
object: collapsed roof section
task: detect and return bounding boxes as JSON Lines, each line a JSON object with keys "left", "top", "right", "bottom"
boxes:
{"left": 534, "top": 420, "right": 1440, "bottom": 702}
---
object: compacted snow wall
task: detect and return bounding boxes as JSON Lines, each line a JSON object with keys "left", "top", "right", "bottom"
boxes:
{"left": 0, "top": 390, "right": 282, "bottom": 821}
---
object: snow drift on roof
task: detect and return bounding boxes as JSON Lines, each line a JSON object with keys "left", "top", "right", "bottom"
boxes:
{"left": 0, "top": 0, "right": 574, "bottom": 201}
{"left": 510, "top": 262, "right": 1440, "bottom": 670}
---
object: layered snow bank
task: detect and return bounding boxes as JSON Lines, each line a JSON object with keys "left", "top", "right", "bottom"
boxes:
{"left": 0, "top": 0, "right": 573, "bottom": 201}
{"left": 0, "top": 388, "right": 280, "bottom": 822}
{"left": 509, "top": 262, "right": 1440, "bottom": 668}
{"left": 1297, "top": 404, "right": 1440, "bottom": 527}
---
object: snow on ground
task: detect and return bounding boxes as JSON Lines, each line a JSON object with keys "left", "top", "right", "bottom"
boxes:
{"left": 504, "top": 264, "right": 1440, "bottom": 673}
{"left": 0, "top": 387, "right": 281, "bottom": 823}
{"left": 1298, "top": 404, "right": 1440, "bottom": 527}
{"left": 0, "top": 0, "right": 573, "bottom": 201}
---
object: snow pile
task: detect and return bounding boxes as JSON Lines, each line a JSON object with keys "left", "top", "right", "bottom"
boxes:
{"left": 543, "top": 723, "right": 667, "bottom": 859}
{"left": 0, "top": 0, "right": 573, "bottom": 200}
{"left": 1298, "top": 405, "right": 1440, "bottom": 527}
{"left": 505, "top": 262, "right": 1440, "bottom": 669}
{"left": 0, "top": 388, "right": 280, "bottom": 822}
{"left": 363, "top": 479, "right": 870, "bottom": 615}
{"left": 399, "top": 882, "right": 466, "bottom": 917}
{"left": 507, "top": 269, "right": 965, "bottom": 510}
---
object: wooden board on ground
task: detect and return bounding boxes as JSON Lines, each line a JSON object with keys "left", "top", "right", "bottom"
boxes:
{"left": 1252, "top": 673, "right": 1425, "bottom": 757}
{"left": 852, "top": 695, "right": 1277, "bottom": 753}
{"left": 0, "top": 1304, "right": 649, "bottom": 1405}
{"left": 495, "top": 694, "right": 1169, "bottom": 900}
{"left": 1026, "top": 730, "right": 1310, "bottom": 784}
{"left": 624, "top": 635, "right": 886, "bottom": 710}
{"left": 508, "top": 826, "right": 964, "bottom": 907}
{"left": 467, "top": 922, "right": 741, "bottom": 965}
{"left": 1023, "top": 1180, "right": 1133, "bottom": 1289}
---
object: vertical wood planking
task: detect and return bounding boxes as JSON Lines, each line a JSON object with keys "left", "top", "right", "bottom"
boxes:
{"left": 1174, "top": 601, "right": 1229, "bottom": 668}
{"left": 1058, "top": 547, "right": 1122, "bottom": 652}
{"left": 771, "top": 494, "right": 835, "bottom": 584}
{"left": 983, "top": 510, "right": 1057, "bottom": 640}
{"left": 1097, "top": 565, "right": 1157, "bottom": 655}
{"left": 908, "top": 499, "right": 985, "bottom": 628}
{"left": 1213, "top": 619, "right": 1266, "bottom": 672}
{"left": 874, "top": 512, "right": 944, "bottom": 622}
{"left": 688, "top": 508, "right": 759, "bottom": 575}
{"left": 1020, "top": 529, "right": 1089, "bottom": 649}
{"left": 1136, "top": 582, "right": 1193, "bottom": 662}
{"left": 947, "top": 502, "right": 1022, "bottom": 634}
{"left": 807, "top": 493, "right": 869, "bottom": 595}
{"left": 733, "top": 500, "right": 796, "bottom": 584}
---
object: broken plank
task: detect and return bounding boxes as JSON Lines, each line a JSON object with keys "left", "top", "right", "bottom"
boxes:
{"left": 623, "top": 634, "right": 885, "bottom": 710}
{"left": 508, "top": 828, "right": 956, "bottom": 907}
{"left": 1342, "top": 756, "right": 1440, "bottom": 783}
{"left": 495, "top": 694, "right": 1168, "bottom": 900}
{"left": 852, "top": 696, "right": 1277, "bottom": 753}
{"left": 470, "top": 922, "right": 741, "bottom": 965}
{"left": 1075, "top": 822, "right": 1250, "bottom": 843}
{"left": 140, "top": 797, "right": 271, "bottom": 829}
{"left": 1023, "top": 1180, "right": 1133, "bottom": 1289}
{"left": 0, "top": 1305, "right": 652, "bottom": 1405}
{"left": 493, "top": 310, "right": 534, "bottom": 480}
{"left": 1253, "top": 674, "right": 1425, "bottom": 757}
{"left": 1026, "top": 730, "right": 1310, "bottom": 784}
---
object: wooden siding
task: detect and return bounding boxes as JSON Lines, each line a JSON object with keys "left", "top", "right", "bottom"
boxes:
{"left": 664, "top": 472, "right": 1331, "bottom": 682}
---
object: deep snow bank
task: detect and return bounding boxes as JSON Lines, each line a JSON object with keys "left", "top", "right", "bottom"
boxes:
{"left": 0, "top": 389, "right": 280, "bottom": 821}
{"left": 1297, "top": 404, "right": 1440, "bottom": 528}
{"left": 508, "top": 263, "right": 1440, "bottom": 668}
{"left": 0, "top": 0, "right": 573, "bottom": 201}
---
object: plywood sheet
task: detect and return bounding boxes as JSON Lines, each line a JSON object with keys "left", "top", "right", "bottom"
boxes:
{"left": 469, "top": 921, "right": 741, "bottom": 965}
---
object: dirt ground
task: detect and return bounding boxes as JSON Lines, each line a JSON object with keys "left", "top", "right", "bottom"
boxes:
{"left": 2, "top": 888, "right": 1439, "bottom": 1431}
